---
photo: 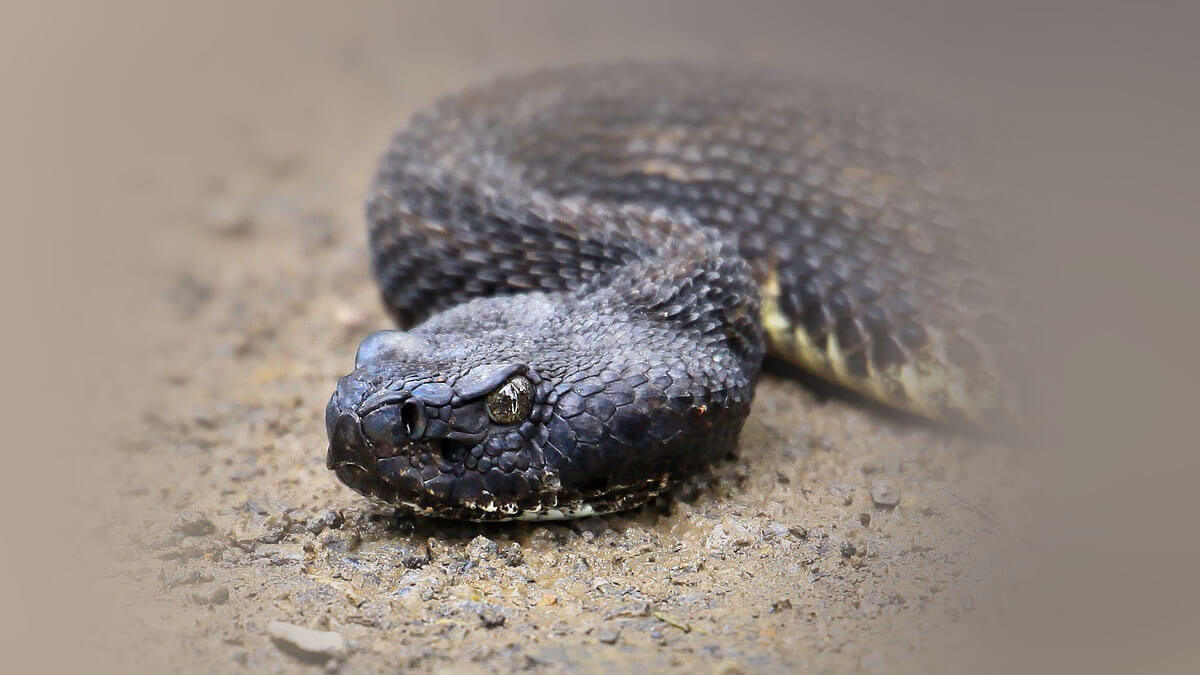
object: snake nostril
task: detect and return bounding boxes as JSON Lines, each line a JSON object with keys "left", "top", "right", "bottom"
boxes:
{"left": 401, "top": 400, "right": 427, "bottom": 439}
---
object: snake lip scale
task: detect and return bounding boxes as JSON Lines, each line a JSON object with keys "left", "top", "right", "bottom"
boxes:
{"left": 325, "top": 63, "right": 1019, "bottom": 521}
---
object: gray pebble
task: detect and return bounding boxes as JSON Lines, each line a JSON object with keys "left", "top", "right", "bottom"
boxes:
{"left": 870, "top": 480, "right": 902, "bottom": 509}
{"left": 173, "top": 511, "right": 216, "bottom": 537}
{"left": 829, "top": 484, "right": 855, "bottom": 506}
{"left": 478, "top": 606, "right": 506, "bottom": 628}
{"left": 231, "top": 466, "right": 265, "bottom": 482}
{"left": 318, "top": 529, "right": 361, "bottom": 553}
{"left": 572, "top": 517, "right": 610, "bottom": 538}
{"left": 706, "top": 517, "right": 757, "bottom": 552}
{"left": 529, "top": 526, "right": 578, "bottom": 548}
{"left": 466, "top": 535, "right": 498, "bottom": 561}
{"left": 204, "top": 198, "right": 254, "bottom": 238}
{"left": 401, "top": 543, "right": 432, "bottom": 569}
{"left": 809, "top": 434, "right": 836, "bottom": 452}
{"left": 307, "top": 510, "right": 345, "bottom": 535}
{"left": 161, "top": 569, "right": 215, "bottom": 589}
{"left": 165, "top": 274, "right": 214, "bottom": 318}
{"left": 191, "top": 585, "right": 230, "bottom": 605}
{"left": 761, "top": 521, "right": 790, "bottom": 541}
{"left": 596, "top": 625, "right": 621, "bottom": 644}
{"left": 499, "top": 542, "right": 524, "bottom": 566}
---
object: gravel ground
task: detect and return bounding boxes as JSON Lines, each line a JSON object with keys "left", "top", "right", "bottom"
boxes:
{"left": 87, "top": 5, "right": 1031, "bottom": 673}
{"left": 17, "top": 4, "right": 1200, "bottom": 674}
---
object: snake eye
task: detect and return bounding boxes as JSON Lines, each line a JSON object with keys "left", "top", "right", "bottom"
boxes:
{"left": 486, "top": 375, "right": 533, "bottom": 425}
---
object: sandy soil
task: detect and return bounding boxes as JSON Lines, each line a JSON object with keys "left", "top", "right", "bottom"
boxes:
{"left": 14, "top": 4, "right": 1200, "bottom": 674}
{"left": 64, "top": 4, "right": 1048, "bottom": 673}
{"left": 110, "top": 165, "right": 1019, "bottom": 672}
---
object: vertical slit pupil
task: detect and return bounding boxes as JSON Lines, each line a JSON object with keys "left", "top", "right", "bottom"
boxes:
{"left": 400, "top": 400, "right": 426, "bottom": 439}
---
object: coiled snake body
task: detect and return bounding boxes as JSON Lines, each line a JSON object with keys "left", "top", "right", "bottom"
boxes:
{"left": 325, "top": 64, "right": 1018, "bottom": 520}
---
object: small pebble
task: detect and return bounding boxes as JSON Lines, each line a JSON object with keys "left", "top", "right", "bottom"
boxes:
{"left": 478, "top": 607, "right": 506, "bottom": 628}
{"left": 761, "top": 521, "right": 790, "bottom": 540}
{"left": 706, "top": 517, "right": 756, "bottom": 552}
{"left": 334, "top": 305, "right": 368, "bottom": 330}
{"left": 829, "top": 484, "right": 855, "bottom": 506}
{"left": 307, "top": 510, "right": 345, "bottom": 535}
{"left": 267, "top": 621, "right": 346, "bottom": 660}
{"left": 191, "top": 585, "right": 230, "bottom": 605}
{"left": 174, "top": 511, "right": 216, "bottom": 537}
{"left": 466, "top": 535, "right": 498, "bottom": 561}
{"left": 572, "top": 517, "right": 610, "bottom": 538}
{"left": 596, "top": 625, "right": 621, "bottom": 644}
{"left": 231, "top": 466, "right": 265, "bottom": 483}
{"left": 499, "top": 542, "right": 525, "bottom": 566}
{"left": 205, "top": 198, "right": 254, "bottom": 237}
{"left": 870, "top": 480, "right": 902, "bottom": 509}
{"left": 401, "top": 543, "right": 432, "bottom": 569}
{"left": 809, "top": 434, "right": 836, "bottom": 452}
{"left": 165, "top": 274, "right": 214, "bottom": 318}
{"left": 161, "top": 569, "right": 215, "bottom": 589}
{"left": 713, "top": 661, "right": 747, "bottom": 675}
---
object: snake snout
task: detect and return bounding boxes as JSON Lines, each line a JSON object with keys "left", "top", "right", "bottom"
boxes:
{"left": 325, "top": 395, "right": 374, "bottom": 472}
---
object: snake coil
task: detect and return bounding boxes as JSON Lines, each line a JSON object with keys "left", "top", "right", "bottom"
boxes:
{"left": 325, "top": 64, "right": 1019, "bottom": 520}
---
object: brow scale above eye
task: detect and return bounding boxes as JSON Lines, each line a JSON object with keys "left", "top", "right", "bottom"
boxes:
{"left": 453, "top": 363, "right": 530, "bottom": 400}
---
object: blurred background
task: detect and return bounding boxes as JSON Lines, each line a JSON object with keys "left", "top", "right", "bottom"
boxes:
{"left": 2, "top": 1, "right": 1196, "bottom": 672}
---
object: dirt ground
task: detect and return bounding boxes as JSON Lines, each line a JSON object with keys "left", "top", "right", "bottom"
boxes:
{"left": 110, "top": 155, "right": 1021, "bottom": 671}
{"left": 17, "top": 3, "right": 1094, "bottom": 673}
{"left": 11, "top": 4, "right": 1199, "bottom": 674}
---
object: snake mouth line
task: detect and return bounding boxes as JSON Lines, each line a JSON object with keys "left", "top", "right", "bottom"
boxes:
{"left": 333, "top": 470, "right": 671, "bottom": 523}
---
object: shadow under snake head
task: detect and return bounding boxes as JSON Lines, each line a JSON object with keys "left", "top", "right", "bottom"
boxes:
{"left": 326, "top": 277, "right": 761, "bottom": 521}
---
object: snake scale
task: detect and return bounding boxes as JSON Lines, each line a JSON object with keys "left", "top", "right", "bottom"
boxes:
{"left": 325, "top": 64, "right": 1019, "bottom": 520}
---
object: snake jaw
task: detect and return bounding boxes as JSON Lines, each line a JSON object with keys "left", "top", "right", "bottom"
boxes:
{"left": 327, "top": 235, "right": 763, "bottom": 520}
{"left": 326, "top": 354, "right": 566, "bottom": 519}
{"left": 326, "top": 336, "right": 740, "bottom": 520}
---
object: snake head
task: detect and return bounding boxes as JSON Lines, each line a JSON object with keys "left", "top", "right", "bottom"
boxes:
{"left": 326, "top": 281, "right": 757, "bottom": 521}
{"left": 326, "top": 329, "right": 569, "bottom": 520}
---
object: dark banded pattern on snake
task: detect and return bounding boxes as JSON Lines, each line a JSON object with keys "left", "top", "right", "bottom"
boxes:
{"left": 325, "top": 64, "right": 1020, "bottom": 520}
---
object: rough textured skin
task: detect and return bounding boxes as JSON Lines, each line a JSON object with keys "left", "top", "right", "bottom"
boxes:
{"left": 326, "top": 64, "right": 1018, "bottom": 520}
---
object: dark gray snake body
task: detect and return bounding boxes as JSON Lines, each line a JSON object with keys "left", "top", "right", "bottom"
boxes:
{"left": 325, "top": 64, "right": 1018, "bottom": 520}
